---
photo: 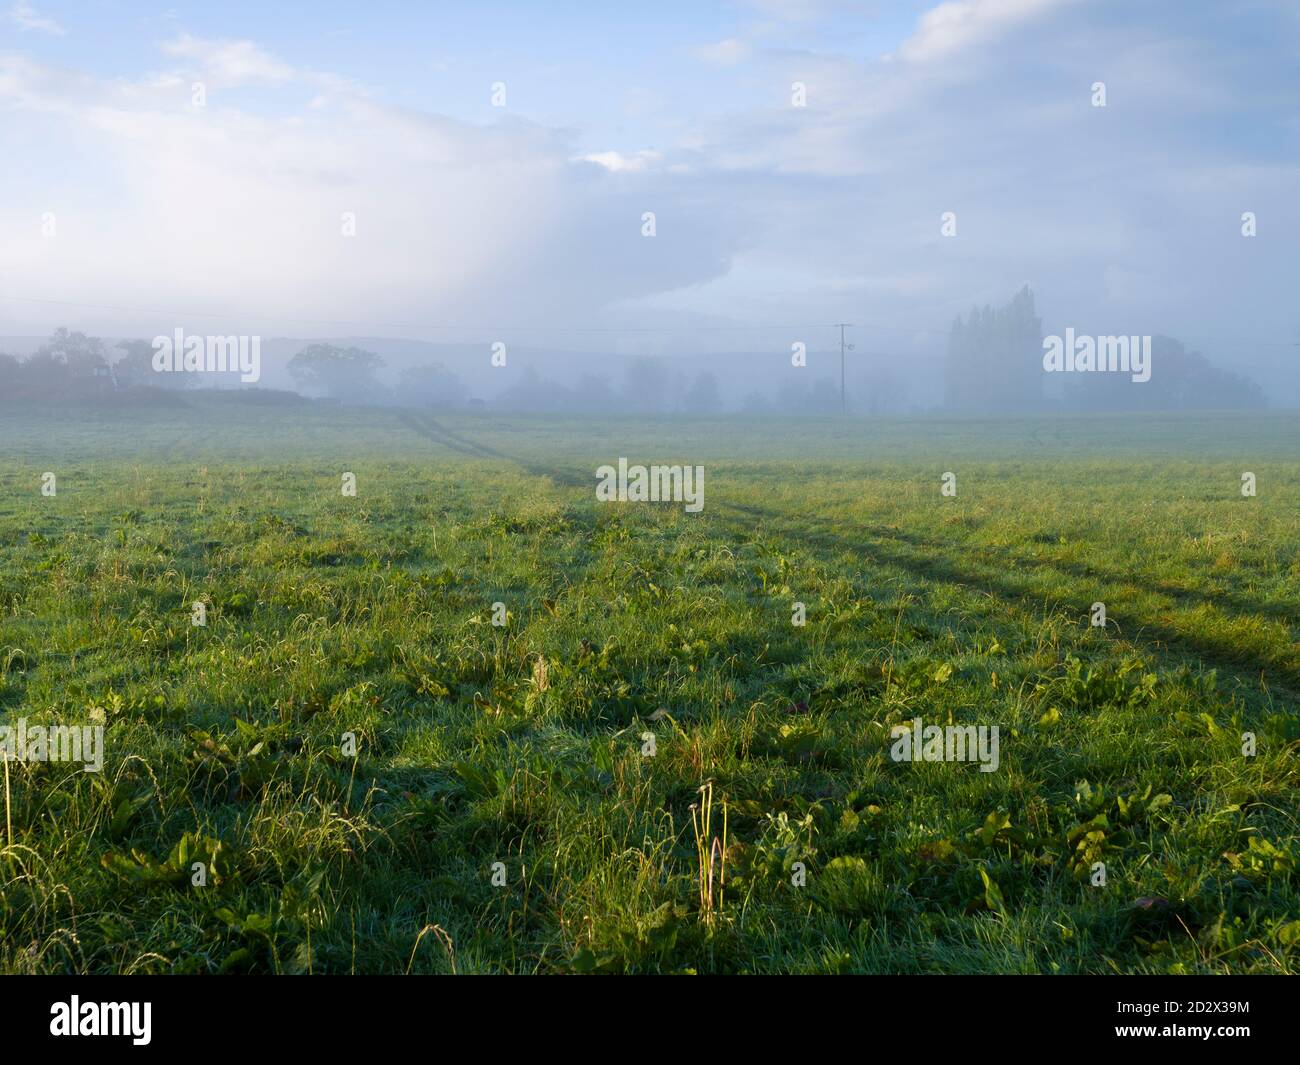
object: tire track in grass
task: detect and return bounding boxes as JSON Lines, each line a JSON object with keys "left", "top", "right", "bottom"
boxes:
{"left": 727, "top": 493, "right": 1298, "bottom": 627}
{"left": 394, "top": 412, "right": 1299, "bottom": 702}
{"left": 716, "top": 499, "right": 1300, "bottom": 702}
{"left": 396, "top": 412, "right": 589, "bottom": 488}
{"left": 394, "top": 409, "right": 617, "bottom": 644}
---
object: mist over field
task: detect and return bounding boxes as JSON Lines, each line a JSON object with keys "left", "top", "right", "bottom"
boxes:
{"left": 0, "top": 0, "right": 1297, "bottom": 989}
{"left": 2, "top": 0, "right": 1299, "bottom": 416}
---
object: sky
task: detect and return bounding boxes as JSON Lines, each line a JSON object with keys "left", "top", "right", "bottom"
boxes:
{"left": 1, "top": 0, "right": 1298, "bottom": 399}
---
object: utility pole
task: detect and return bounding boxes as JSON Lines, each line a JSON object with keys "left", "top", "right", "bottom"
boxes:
{"left": 835, "top": 323, "right": 854, "bottom": 415}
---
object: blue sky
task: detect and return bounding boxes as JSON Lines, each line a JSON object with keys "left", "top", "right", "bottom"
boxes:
{"left": 2, "top": 0, "right": 1298, "bottom": 400}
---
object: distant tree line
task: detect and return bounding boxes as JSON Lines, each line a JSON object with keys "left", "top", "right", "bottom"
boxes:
{"left": 1057, "top": 335, "right": 1265, "bottom": 411}
{"left": 0, "top": 329, "right": 184, "bottom": 402}
{"left": 5, "top": 318, "right": 1265, "bottom": 414}
{"left": 286, "top": 344, "right": 731, "bottom": 415}
{"left": 943, "top": 286, "right": 1264, "bottom": 412}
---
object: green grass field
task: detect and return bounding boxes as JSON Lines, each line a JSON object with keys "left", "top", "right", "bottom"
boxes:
{"left": 1, "top": 402, "right": 1297, "bottom": 974}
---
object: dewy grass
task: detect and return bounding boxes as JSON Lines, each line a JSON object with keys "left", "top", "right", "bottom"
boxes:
{"left": 0, "top": 402, "right": 1296, "bottom": 974}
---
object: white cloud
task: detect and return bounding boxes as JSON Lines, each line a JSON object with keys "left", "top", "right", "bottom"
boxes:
{"left": 7, "top": 1, "right": 65, "bottom": 34}
{"left": 0, "top": 47, "right": 740, "bottom": 338}
{"left": 580, "top": 149, "right": 663, "bottom": 173}
{"left": 160, "top": 34, "right": 295, "bottom": 87}
{"left": 898, "top": 0, "right": 1065, "bottom": 63}
{"left": 691, "top": 38, "right": 753, "bottom": 66}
